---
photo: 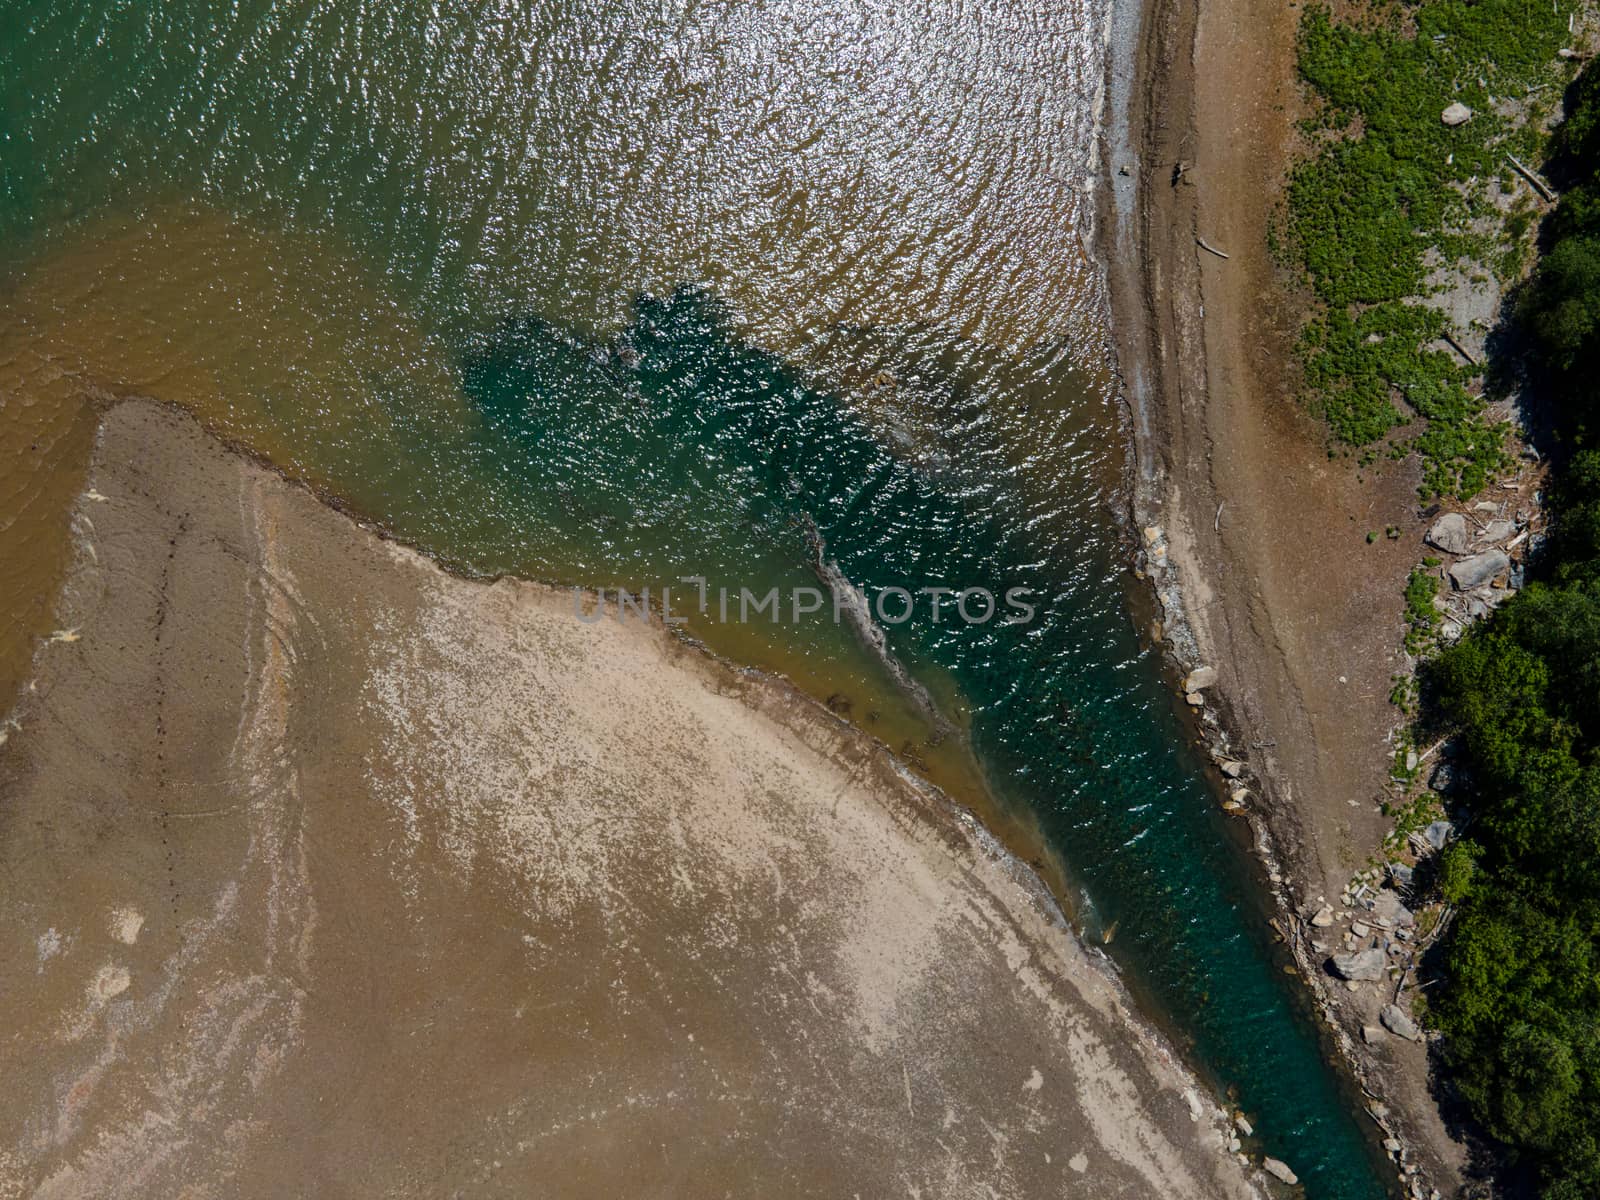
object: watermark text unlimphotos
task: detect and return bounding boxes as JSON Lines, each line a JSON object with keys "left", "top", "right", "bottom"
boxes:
{"left": 570, "top": 578, "right": 1038, "bottom": 626}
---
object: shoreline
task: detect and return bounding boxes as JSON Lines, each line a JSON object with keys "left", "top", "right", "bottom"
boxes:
{"left": 0, "top": 398, "right": 1259, "bottom": 1197}
{"left": 1098, "top": 0, "right": 1467, "bottom": 1192}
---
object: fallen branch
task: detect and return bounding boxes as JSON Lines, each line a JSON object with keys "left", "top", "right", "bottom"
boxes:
{"left": 1442, "top": 330, "right": 1478, "bottom": 366}
{"left": 1506, "top": 152, "right": 1556, "bottom": 202}
{"left": 1196, "top": 236, "right": 1231, "bottom": 259}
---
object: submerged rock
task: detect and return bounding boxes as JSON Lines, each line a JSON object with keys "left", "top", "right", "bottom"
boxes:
{"left": 1425, "top": 512, "right": 1470, "bottom": 555}
{"left": 1449, "top": 549, "right": 1509, "bottom": 590}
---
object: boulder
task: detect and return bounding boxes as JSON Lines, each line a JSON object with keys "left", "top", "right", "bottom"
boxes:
{"left": 1478, "top": 519, "right": 1516, "bottom": 544}
{"left": 1235, "top": 1113, "right": 1254, "bottom": 1136}
{"left": 1184, "top": 665, "right": 1219, "bottom": 692}
{"left": 1310, "top": 905, "right": 1336, "bottom": 928}
{"left": 1424, "top": 820, "right": 1455, "bottom": 851}
{"left": 1429, "top": 761, "right": 1458, "bottom": 794}
{"left": 1264, "top": 1158, "right": 1299, "bottom": 1186}
{"left": 1441, "top": 101, "right": 1474, "bottom": 126}
{"left": 1425, "top": 512, "right": 1470, "bottom": 554}
{"left": 1330, "top": 947, "right": 1387, "bottom": 981}
{"left": 1220, "top": 759, "right": 1246, "bottom": 779}
{"left": 1381, "top": 1003, "right": 1424, "bottom": 1042}
{"left": 1389, "top": 862, "right": 1415, "bottom": 888}
{"left": 1449, "top": 549, "right": 1509, "bottom": 590}
{"left": 1362, "top": 1024, "right": 1387, "bottom": 1045}
{"left": 1473, "top": 584, "right": 1512, "bottom": 610}
{"left": 1185, "top": 691, "right": 1205, "bottom": 707}
{"left": 1372, "top": 890, "right": 1415, "bottom": 929}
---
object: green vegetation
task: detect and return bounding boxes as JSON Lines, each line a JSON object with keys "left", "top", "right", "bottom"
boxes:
{"left": 1402, "top": 558, "right": 1442, "bottom": 652}
{"left": 1420, "top": 65, "right": 1600, "bottom": 1199}
{"left": 1289, "top": 0, "right": 1575, "bottom": 496}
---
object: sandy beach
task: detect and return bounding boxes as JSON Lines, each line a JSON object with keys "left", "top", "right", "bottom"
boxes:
{"left": 0, "top": 401, "right": 1258, "bottom": 1199}
{"left": 1103, "top": 0, "right": 1469, "bottom": 1188}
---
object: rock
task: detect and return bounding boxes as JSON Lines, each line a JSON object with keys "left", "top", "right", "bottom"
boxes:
{"left": 1186, "top": 691, "right": 1205, "bottom": 707}
{"left": 1425, "top": 512, "right": 1470, "bottom": 554}
{"left": 1229, "top": 1136, "right": 1242, "bottom": 1152}
{"left": 1384, "top": 1137, "right": 1403, "bottom": 1154}
{"left": 1310, "top": 905, "right": 1336, "bottom": 928}
{"left": 1331, "top": 947, "right": 1387, "bottom": 981}
{"left": 1142, "top": 525, "right": 1163, "bottom": 546}
{"left": 1362, "top": 1024, "right": 1387, "bottom": 1045}
{"left": 1220, "top": 759, "right": 1246, "bottom": 779}
{"left": 1351, "top": 921, "right": 1370, "bottom": 938}
{"left": 1184, "top": 665, "right": 1219, "bottom": 692}
{"left": 1478, "top": 518, "right": 1515, "bottom": 544}
{"left": 1424, "top": 820, "right": 1455, "bottom": 851}
{"left": 1404, "top": 749, "right": 1420, "bottom": 772}
{"left": 1263, "top": 1157, "right": 1299, "bottom": 1186}
{"left": 1372, "top": 890, "right": 1415, "bottom": 929}
{"left": 1560, "top": 46, "right": 1578, "bottom": 58}
{"left": 1235, "top": 1113, "right": 1254, "bottom": 1137}
{"left": 1442, "top": 101, "right": 1474, "bottom": 126}
{"left": 1389, "top": 863, "right": 1415, "bottom": 888}
{"left": 1429, "top": 761, "right": 1458, "bottom": 794}
{"left": 1449, "top": 549, "right": 1509, "bottom": 590}
{"left": 1381, "top": 1003, "right": 1424, "bottom": 1043}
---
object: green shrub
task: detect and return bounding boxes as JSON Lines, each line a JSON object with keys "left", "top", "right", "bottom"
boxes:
{"left": 1423, "top": 63, "right": 1600, "bottom": 1199}
{"left": 1289, "top": 0, "right": 1574, "bottom": 497}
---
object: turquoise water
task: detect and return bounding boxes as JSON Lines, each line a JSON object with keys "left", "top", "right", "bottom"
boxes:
{"left": 1, "top": 1, "right": 1391, "bottom": 1195}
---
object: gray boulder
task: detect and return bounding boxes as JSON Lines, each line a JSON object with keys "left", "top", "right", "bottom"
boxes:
{"left": 1478, "top": 518, "right": 1516, "bottom": 544}
{"left": 1264, "top": 1158, "right": 1299, "bottom": 1186}
{"left": 1381, "top": 1003, "right": 1424, "bottom": 1042}
{"left": 1372, "top": 890, "right": 1416, "bottom": 929}
{"left": 1441, "top": 101, "right": 1474, "bottom": 126}
{"left": 1331, "top": 947, "right": 1387, "bottom": 981}
{"left": 1426, "top": 512, "right": 1470, "bottom": 554}
{"left": 1424, "top": 820, "right": 1455, "bottom": 851}
{"left": 1449, "top": 549, "right": 1509, "bottom": 590}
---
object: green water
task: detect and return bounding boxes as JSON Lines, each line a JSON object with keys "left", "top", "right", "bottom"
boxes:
{"left": 1, "top": 1, "right": 1392, "bottom": 1195}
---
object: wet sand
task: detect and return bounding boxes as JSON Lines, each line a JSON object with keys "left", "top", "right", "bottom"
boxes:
{"left": 0, "top": 401, "right": 1257, "bottom": 1199}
